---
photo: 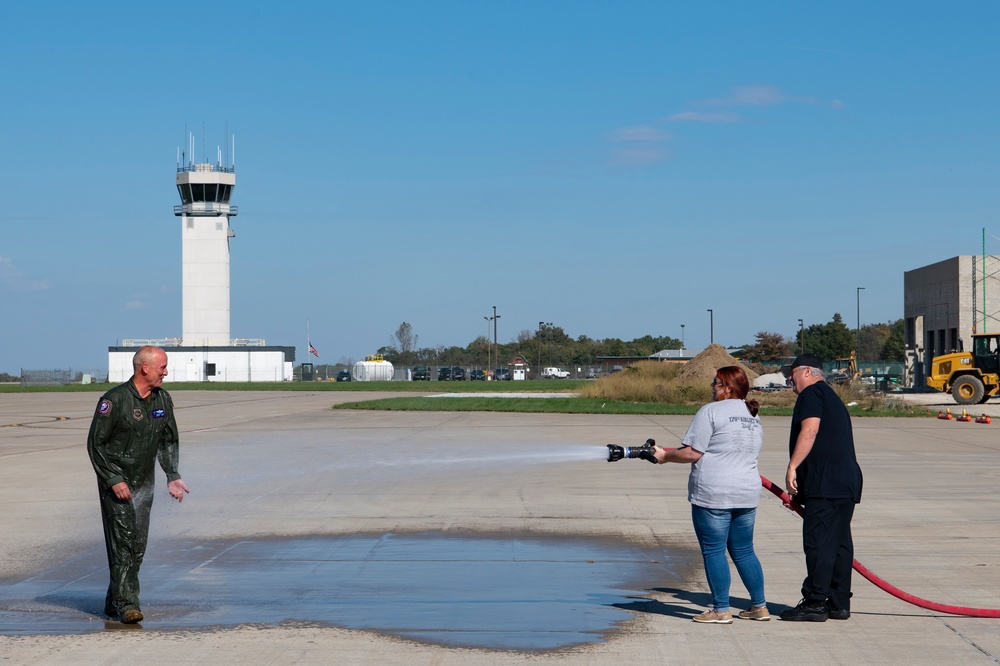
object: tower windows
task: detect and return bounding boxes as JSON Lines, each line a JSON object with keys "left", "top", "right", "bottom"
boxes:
{"left": 177, "top": 182, "right": 233, "bottom": 204}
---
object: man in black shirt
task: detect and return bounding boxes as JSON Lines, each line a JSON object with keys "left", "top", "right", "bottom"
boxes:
{"left": 779, "top": 354, "right": 863, "bottom": 622}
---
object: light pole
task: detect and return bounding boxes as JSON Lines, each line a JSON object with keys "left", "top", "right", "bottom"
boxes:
{"left": 798, "top": 319, "right": 804, "bottom": 355}
{"left": 707, "top": 309, "right": 714, "bottom": 345}
{"left": 856, "top": 287, "right": 865, "bottom": 361}
{"left": 493, "top": 305, "right": 501, "bottom": 374}
{"left": 546, "top": 322, "right": 554, "bottom": 365}
{"left": 484, "top": 315, "right": 493, "bottom": 376}
{"left": 537, "top": 321, "right": 543, "bottom": 379}
{"left": 681, "top": 324, "right": 685, "bottom": 350}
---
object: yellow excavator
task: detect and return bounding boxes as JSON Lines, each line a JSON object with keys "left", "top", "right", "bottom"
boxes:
{"left": 827, "top": 351, "right": 861, "bottom": 385}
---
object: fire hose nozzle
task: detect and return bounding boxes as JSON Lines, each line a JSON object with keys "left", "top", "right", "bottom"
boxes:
{"left": 607, "top": 438, "right": 658, "bottom": 463}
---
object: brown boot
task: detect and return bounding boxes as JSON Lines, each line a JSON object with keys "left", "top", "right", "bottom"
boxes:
{"left": 121, "top": 609, "right": 144, "bottom": 624}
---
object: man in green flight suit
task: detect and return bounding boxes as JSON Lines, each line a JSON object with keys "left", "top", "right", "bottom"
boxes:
{"left": 87, "top": 345, "right": 190, "bottom": 624}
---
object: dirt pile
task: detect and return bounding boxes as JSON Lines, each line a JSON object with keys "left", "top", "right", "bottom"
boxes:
{"left": 678, "top": 344, "right": 759, "bottom": 384}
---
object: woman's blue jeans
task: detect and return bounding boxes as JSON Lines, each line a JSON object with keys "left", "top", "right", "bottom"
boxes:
{"left": 690, "top": 504, "right": 766, "bottom": 612}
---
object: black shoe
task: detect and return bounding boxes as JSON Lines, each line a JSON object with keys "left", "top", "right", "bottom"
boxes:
{"left": 780, "top": 599, "right": 828, "bottom": 622}
{"left": 827, "top": 608, "right": 850, "bottom": 620}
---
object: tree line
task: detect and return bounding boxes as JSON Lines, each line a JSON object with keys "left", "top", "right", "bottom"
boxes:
{"left": 310, "top": 315, "right": 905, "bottom": 372}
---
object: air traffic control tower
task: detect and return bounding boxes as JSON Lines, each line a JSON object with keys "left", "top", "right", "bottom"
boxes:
{"left": 106, "top": 133, "right": 294, "bottom": 382}
{"left": 175, "top": 157, "right": 237, "bottom": 345}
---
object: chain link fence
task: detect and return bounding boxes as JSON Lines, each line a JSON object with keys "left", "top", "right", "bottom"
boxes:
{"left": 20, "top": 369, "right": 105, "bottom": 386}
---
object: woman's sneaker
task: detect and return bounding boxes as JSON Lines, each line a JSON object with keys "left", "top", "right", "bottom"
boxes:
{"left": 693, "top": 610, "right": 733, "bottom": 624}
{"left": 737, "top": 606, "right": 771, "bottom": 621}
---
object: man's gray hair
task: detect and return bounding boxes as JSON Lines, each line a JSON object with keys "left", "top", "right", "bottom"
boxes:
{"left": 806, "top": 366, "right": 825, "bottom": 379}
{"left": 132, "top": 346, "right": 160, "bottom": 370}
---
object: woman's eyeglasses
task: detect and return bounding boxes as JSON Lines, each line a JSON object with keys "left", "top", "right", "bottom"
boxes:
{"left": 712, "top": 378, "right": 721, "bottom": 387}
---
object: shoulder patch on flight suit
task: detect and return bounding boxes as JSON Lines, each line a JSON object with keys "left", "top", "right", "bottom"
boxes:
{"left": 98, "top": 400, "right": 112, "bottom": 415}
{"left": 133, "top": 409, "right": 144, "bottom": 421}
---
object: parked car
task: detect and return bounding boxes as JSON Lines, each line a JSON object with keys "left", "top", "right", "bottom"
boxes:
{"left": 469, "top": 369, "right": 487, "bottom": 381}
{"left": 336, "top": 370, "right": 352, "bottom": 382}
{"left": 412, "top": 366, "right": 431, "bottom": 381}
{"left": 541, "top": 367, "right": 571, "bottom": 379}
{"left": 438, "top": 366, "right": 466, "bottom": 381}
{"left": 493, "top": 368, "right": 512, "bottom": 381}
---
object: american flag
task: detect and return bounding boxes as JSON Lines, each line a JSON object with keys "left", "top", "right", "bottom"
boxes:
{"left": 309, "top": 342, "right": 319, "bottom": 358}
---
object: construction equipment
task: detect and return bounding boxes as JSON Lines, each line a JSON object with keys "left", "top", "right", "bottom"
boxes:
{"left": 827, "top": 351, "right": 861, "bottom": 385}
{"left": 926, "top": 333, "right": 1000, "bottom": 405}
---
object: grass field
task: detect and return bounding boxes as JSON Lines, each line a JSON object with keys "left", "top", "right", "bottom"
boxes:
{"left": 332, "top": 395, "right": 929, "bottom": 417}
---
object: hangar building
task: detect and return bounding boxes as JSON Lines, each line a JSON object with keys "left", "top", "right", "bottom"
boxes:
{"left": 903, "top": 255, "right": 1000, "bottom": 387}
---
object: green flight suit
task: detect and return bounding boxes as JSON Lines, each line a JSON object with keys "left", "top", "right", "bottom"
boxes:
{"left": 87, "top": 379, "right": 180, "bottom": 617}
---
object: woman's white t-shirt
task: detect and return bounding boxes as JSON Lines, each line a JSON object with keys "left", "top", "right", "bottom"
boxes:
{"left": 682, "top": 399, "right": 763, "bottom": 509}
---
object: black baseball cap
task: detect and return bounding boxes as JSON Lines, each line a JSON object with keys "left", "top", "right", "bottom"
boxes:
{"left": 780, "top": 353, "right": 824, "bottom": 378}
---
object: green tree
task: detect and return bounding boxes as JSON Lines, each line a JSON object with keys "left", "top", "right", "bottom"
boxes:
{"left": 803, "top": 313, "right": 854, "bottom": 361}
{"left": 596, "top": 337, "right": 627, "bottom": 357}
{"left": 743, "top": 331, "right": 792, "bottom": 363}
{"left": 391, "top": 322, "right": 418, "bottom": 366}
{"left": 881, "top": 319, "right": 905, "bottom": 361}
{"left": 375, "top": 345, "right": 399, "bottom": 363}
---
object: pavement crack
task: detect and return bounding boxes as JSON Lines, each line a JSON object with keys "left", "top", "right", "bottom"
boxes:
{"left": 936, "top": 616, "right": 1000, "bottom": 663}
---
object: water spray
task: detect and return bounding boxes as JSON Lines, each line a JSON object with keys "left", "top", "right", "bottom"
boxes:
{"left": 606, "top": 437, "right": 1000, "bottom": 618}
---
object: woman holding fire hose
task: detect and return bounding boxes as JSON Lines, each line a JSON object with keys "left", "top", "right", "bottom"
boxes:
{"left": 648, "top": 365, "right": 769, "bottom": 624}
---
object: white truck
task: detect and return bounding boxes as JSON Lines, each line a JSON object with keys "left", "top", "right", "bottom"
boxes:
{"left": 541, "top": 367, "right": 571, "bottom": 379}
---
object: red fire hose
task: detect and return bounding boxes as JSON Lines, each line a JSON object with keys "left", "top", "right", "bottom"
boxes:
{"left": 759, "top": 475, "right": 1000, "bottom": 618}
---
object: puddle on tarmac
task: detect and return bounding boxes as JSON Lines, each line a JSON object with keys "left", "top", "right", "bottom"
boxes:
{"left": 0, "top": 532, "right": 689, "bottom": 650}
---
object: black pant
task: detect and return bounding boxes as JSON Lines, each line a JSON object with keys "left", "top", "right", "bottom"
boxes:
{"left": 801, "top": 498, "right": 855, "bottom": 611}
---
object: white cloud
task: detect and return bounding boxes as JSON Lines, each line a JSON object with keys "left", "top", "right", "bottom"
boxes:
{"left": 0, "top": 256, "right": 14, "bottom": 282}
{"left": 0, "top": 256, "right": 49, "bottom": 290}
{"left": 607, "top": 126, "right": 669, "bottom": 166}
{"left": 609, "top": 125, "right": 669, "bottom": 142}
{"left": 663, "top": 111, "right": 742, "bottom": 123}
{"left": 125, "top": 298, "right": 146, "bottom": 310}
{"left": 611, "top": 146, "right": 667, "bottom": 167}
{"left": 699, "top": 85, "right": 820, "bottom": 107}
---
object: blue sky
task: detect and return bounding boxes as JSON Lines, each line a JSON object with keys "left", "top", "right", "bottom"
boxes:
{"left": 2, "top": 1, "right": 998, "bottom": 374}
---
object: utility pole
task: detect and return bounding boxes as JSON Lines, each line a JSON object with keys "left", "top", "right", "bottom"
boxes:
{"left": 484, "top": 315, "right": 493, "bottom": 377}
{"left": 707, "top": 309, "right": 714, "bottom": 345}
{"left": 538, "top": 321, "right": 543, "bottom": 379}
{"left": 857, "top": 287, "right": 865, "bottom": 362}
{"left": 798, "top": 319, "right": 804, "bottom": 355}
{"left": 493, "top": 305, "right": 501, "bottom": 374}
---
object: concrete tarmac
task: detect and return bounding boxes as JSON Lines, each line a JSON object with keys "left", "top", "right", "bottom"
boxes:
{"left": 1, "top": 390, "right": 999, "bottom": 664}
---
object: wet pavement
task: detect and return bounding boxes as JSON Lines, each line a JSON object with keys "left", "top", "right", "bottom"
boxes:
{"left": 0, "top": 531, "right": 681, "bottom": 650}
{"left": 2, "top": 391, "right": 1000, "bottom": 665}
